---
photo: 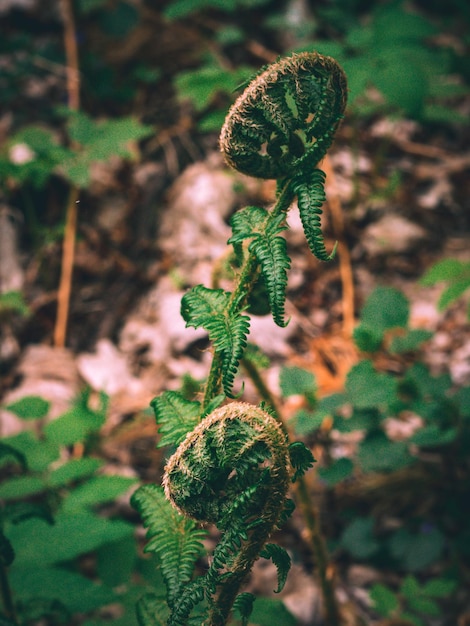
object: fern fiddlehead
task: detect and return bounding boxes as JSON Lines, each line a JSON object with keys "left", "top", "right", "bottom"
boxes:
{"left": 162, "top": 402, "right": 304, "bottom": 626}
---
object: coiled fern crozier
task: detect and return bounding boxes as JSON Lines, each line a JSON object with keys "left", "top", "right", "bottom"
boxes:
{"left": 132, "top": 51, "right": 347, "bottom": 626}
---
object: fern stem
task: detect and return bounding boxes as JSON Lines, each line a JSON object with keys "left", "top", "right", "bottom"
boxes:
{"left": 295, "top": 477, "right": 340, "bottom": 626}
{"left": 241, "top": 355, "right": 342, "bottom": 626}
{"left": 202, "top": 181, "right": 293, "bottom": 412}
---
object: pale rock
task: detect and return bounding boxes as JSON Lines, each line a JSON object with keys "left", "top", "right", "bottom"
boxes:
{"left": 362, "top": 213, "right": 426, "bottom": 255}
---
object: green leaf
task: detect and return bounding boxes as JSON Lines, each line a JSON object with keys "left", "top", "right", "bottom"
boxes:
{"left": 318, "top": 458, "right": 353, "bottom": 486}
{"left": 62, "top": 475, "right": 138, "bottom": 512}
{"left": 359, "top": 286, "right": 409, "bottom": 332}
{"left": 389, "top": 329, "right": 433, "bottom": 354}
{"left": 136, "top": 593, "right": 169, "bottom": 626}
{"left": 0, "top": 442, "right": 26, "bottom": 469}
{"left": 0, "top": 290, "right": 30, "bottom": 316}
{"left": 174, "top": 60, "right": 252, "bottom": 112}
{"left": 420, "top": 258, "right": 470, "bottom": 285}
{"left": 259, "top": 544, "right": 291, "bottom": 593}
{"left": 131, "top": 484, "right": 207, "bottom": 609}
{"left": 96, "top": 535, "right": 137, "bottom": 587}
{"left": 421, "top": 578, "right": 457, "bottom": 598}
{"left": 249, "top": 597, "right": 297, "bottom": 626}
{"left": 7, "top": 511, "right": 134, "bottom": 568}
{"left": 5, "top": 395, "right": 50, "bottom": 420}
{"left": 353, "top": 324, "right": 383, "bottom": 352}
{"left": 48, "top": 457, "right": 103, "bottom": 488}
{"left": 288, "top": 442, "right": 315, "bottom": 482}
{"left": 369, "top": 583, "right": 399, "bottom": 617}
{"left": 151, "top": 391, "right": 201, "bottom": 448}
{"left": 341, "top": 517, "right": 379, "bottom": 559}
{"left": 3, "top": 502, "right": 54, "bottom": 526}
{"left": 292, "top": 409, "right": 325, "bottom": 436}
{"left": 358, "top": 431, "right": 412, "bottom": 472}
{"left": 438, "top": 279, "right": 470, "bottom": 311}
{"left": 0, "top": 432, "right": 59, "bottom": 472}
{"left": 407, "top": 596, "right": 440, "bottom": 616}
{"left": 0, "top": 476, "right": 46, "bottom": 500}
{"left": 409, "top": 424, "right": 457, "bottom": 448}
{"left": 248, "top": 214, "right": 291, "bottom": 327}
{"left": 294, "top": 169, "right": 337, "bottom": 261}
{"left": 346, "top": 360, "right": 398, "bottom": 409}
{"left": 44, "top": 393, "right": 107, "bottom": 446}
{"left": 9, "top": 566, "right": 115, "bottom": 613}
{"left": 181, "top": 285, "right": 250, "bottom": 396}
{"left": 279, "top": 366, "right": 316, "bottom": 398}
{"left": 388, "top": 527, "right": 445, "bottom": 571}
{"left": 233, "top": 592, "right": 255, "bottom": 626}
{"left": 229, "top": 206, "right": 269, "bottom": 245}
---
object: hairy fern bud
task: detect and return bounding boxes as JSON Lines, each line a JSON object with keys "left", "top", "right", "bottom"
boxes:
{"left": 220, "top": 51, "right": 347, "bottom": 180}
{"left": 163, "top": 402, "right": 290, "bottom": 527}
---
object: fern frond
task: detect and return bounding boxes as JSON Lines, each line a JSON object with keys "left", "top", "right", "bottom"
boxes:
{"left": 151, "top": 391, "right": 201, "bottom": 448}
{"left": 260, "top": 543, "right": 291, "bottom": 593}
{"left": 288, "top": 441, "right": 315, "bottom": 482}
{"left": 130, "top": 484, "right": 207, "bottom": 609}
{"left": 181, "top": 285, "right": 250, "bottom": 397}
{"left": 136, "top": 593, "right": 169, "bottom": 626}
{"left": 293, "top": 168, "right": 337, "bottom": 261}
{"left": 248, "top": 213, "right": 291, "bottom": 327}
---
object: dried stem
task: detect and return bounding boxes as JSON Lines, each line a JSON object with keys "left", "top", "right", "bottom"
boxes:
{"left": 54, "top": 0, "right": 80, "bottom": 348}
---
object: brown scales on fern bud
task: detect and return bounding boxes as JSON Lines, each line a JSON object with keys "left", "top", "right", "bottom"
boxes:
{"left": 219, "top": 51, "right": 348, "bottom": 180}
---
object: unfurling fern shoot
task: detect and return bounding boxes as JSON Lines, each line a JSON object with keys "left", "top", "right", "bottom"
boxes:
{"left": 132, "top": 51, "right": 347, "bottom": 626}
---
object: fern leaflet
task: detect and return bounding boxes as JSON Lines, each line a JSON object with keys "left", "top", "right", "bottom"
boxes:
{"left": 233, "top": 592, "right": 255, "bottom": 626}
{"left": 136, "top": 594, "right": 169, "bottom": 626}
{"left": 288, "top": 441, "right": 316, "bottom": 482}
{"left": 130, "top": 484, "right": 207, "bottom": 610}
{"left": 249, "top": 213, "right": 291, "bottom": 327}
{"left": 181, "top": 285, "right": 250, "bottom": 396}
{"left": 151, "top": 391, "right": 201, "bottom": 448}
{"left": 259, "top": 543, "right": 291, "bottom": 593}
{"left": 293, "top": 168, "right": 337, "bottom": 261}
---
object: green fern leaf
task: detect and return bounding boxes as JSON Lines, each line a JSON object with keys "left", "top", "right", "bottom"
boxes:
{"left": 181, "top": 285, "right": 250, "bottom": 396}
{"left": 136, "top": 593, "right": 169, "bottom": 626}
{"left": 233, "top": 592, "right": 255, "bottom": 626}
{"left": 228, "top": 205, "right": 269, "bottom": 246}
{"left": 131, "top": 484, "right": 207, "bottom": 609}
{"left": 167, "top": 578, "right": 206, "bottom": 626}
{"left": 151, "top": 391, "right": 201, "bottom": 448}
{"left": 259, "top": 543, "right": 291, "bottom": 593}
{"left": 288, "top": 441, "right": 315, "bottom": 482}
{"left": 249, "top": 214, "right": 291, "bottom": 327}
{"left": 293, "top": 168, "right": 337, "bottom": 261}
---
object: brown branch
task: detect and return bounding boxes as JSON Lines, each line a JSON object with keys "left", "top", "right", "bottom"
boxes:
{"left": 322, "top": 154, "right": 355, "bottom": 338}
{"left": 54, "top": 0, "right": 80, "bottom": 348}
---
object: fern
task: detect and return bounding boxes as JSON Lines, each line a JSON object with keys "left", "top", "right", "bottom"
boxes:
{"left": 133, "top": 50, "right": 347, "bottom": 626}
{"left": 259, "top": 543, "right": 291, "bottom": 593}
{"left": 136, "top": 594, "right": 170, "bottom": 626}
{"left": 130, "top": 485, "right": 207, "bottom": 611}
{"left": 233, "top": 592, "right": 255, "bottom": 626}
{"left": 151, "top": 392, "right": 201, "bottom": 448}
{"left": 288, "top": 441, "right": 316, "bottom": 482}
{"left": 249, "top": 213, "right": 291, "bottom": 327}
{"left": 293, "top": 168, "right": 337, "bottom": 261}
{"left": 181, "top": 285, "right": 250, "bottom": 396}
